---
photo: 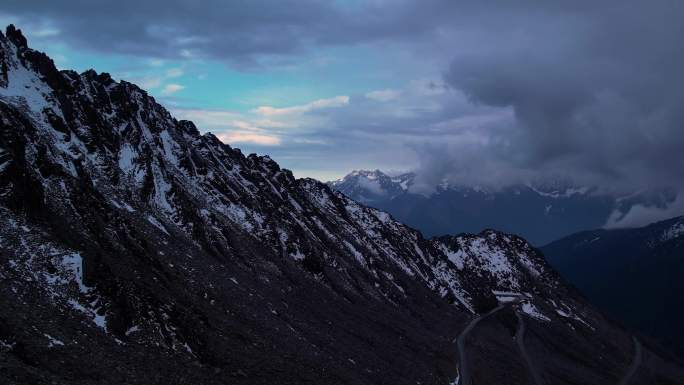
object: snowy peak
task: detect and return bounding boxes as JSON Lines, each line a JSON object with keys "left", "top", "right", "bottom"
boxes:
{"left": 328, "top": 169, "right": 414, "bottom": 203}
{"left": 435, "top": 230, "right": 550, "bottom": 292}
{"left": 659, "top": 216, "right": 684, "bottom": 243}
{"left": 331, "top": 169, "right": 596, "bottom": 201}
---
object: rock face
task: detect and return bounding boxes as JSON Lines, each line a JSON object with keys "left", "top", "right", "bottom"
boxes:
{"left": 543, "top": 215, "right": 684, "bottom": 357}
{"left": 0, "top": 25, "right": 683, "bottom": 384}
{"left": 328, "top": 170, "right": 673, "bottom": 245}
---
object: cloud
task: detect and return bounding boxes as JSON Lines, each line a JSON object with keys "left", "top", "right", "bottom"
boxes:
{"left": 172, "top": 108, "right": 241, "bottom": 127}
{"left": 0, "top": 1, "right": 448, "bottom": 67}
{"left": 434, "top": 1, "right": 684, "bottom": 197}
{"left": 170, "top": 94, "right": 351, "bottom": 149}
{"left": 160, "top": 83, "right": 184, "bottom": 95}
{"left": 125, "top": 66, "right": 183, "bottom": 92}
{"left": 605, "top": 194, "right": 684, "bottom": 229}
{"left": 365, "top": 89, "right": 401, "bottom": 102}
{"left": 147, "top": 58, "right": 165, "bottom": 67}
{"left": 172, "top": 108, "right": 279, "bottom": 145}
{"left": 356, "top": 176, "right": 386, "bottom": 195}
{"left": 32, "top": 27, "right": 59, "bottom": 37}
{"left": 172, "top": 93, "right": 349, "bottom": 133}
{"left": 129, "top": 76, "right": 163, "bottom": 89}
{"left": 165, "top": 67, "right": 183, "bottom": 78}
{"left": 216, "top": 132, "right": 281, "bottom": 146}
{"left": 124, "top": 65, "right": 185, "bottom": 93}
{"left": 254, "top": 95, "right": 349, "bottom": 116}
{"left": 173, "top": 108, "right": 281, "bottom": 146}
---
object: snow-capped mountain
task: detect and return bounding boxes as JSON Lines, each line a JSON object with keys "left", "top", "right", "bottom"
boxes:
{"left": 329, "top": 170, "right": 672, "bottom": 245}
{"left": 1, "top": 25, "right": 682, "bottom": 384}
{"left": 328, "top": 170, "right": 415, "bottom": 203}
{"left": 542, "top": 215, "right": 684, "bottom": 357}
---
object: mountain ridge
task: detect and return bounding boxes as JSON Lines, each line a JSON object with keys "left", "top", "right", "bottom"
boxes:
{"left": 542, "top": 215, "right": 684, "bottom": 358}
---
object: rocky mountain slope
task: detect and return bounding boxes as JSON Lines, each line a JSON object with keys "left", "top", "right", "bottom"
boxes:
{"left": 1, "top": 25, "right": 683, "bottom": 384}
{"left": 543, "top": 215, "right": 684, "bottom": 358}
{"left": 329, "top": 170, "right": 673, "bottom": 245}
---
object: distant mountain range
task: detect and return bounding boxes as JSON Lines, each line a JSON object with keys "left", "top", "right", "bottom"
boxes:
{"left": 542, "top": 215, "right": 684, "bottom": 356}
{"left": 329, "top": 169, "right": 674, "bottom": 245}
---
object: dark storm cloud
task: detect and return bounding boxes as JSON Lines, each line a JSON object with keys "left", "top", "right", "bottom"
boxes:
{"left": 0, "top": 0, "right": 452, "bottom": 67}
{"left": 439, "top": 0, "right": 684, "bottom": 193}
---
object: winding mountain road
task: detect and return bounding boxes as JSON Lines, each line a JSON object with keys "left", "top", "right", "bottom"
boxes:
{"left": 454, "top": 298, "right": 643, "bottom": 385}
{"left": 515, "top": 311, "right": 546, "bottom": 385}
{"left": 454, "top": 297, "right": 548, "bottom": 385}
{"left": 618, "top": 337, "right": 642, "bottom": 385}
{"left": 453, "top": 304, "right": 507, "bottom": 385}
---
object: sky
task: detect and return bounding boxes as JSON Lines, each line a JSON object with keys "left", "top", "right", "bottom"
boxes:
{"left": 1, "top": 1, "right": 684, "bottom": 225}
